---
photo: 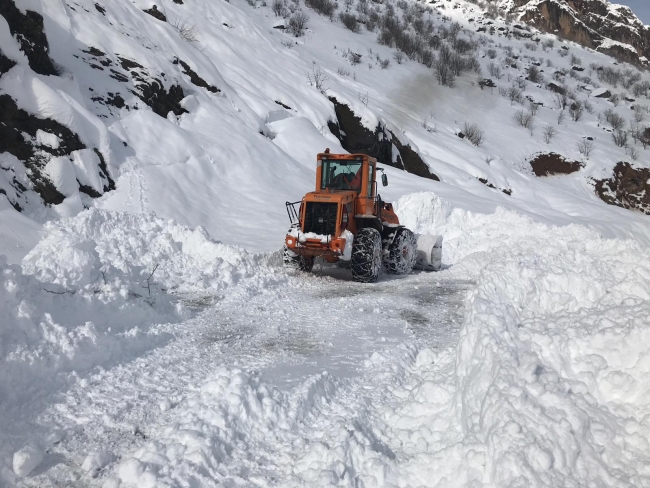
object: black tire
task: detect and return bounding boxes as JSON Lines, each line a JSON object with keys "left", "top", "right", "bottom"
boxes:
{"left": 384, "top": 228, "right": 417, "bottom": 275}
{"left": 351, "top": 228, "right": 382, "bottom": 283}
{"left": 283, "top": 245, "right": 314, "bottom": 272}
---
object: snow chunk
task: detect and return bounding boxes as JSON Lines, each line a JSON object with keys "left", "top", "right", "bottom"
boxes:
{"left": 13, "top": 446, "right": 44, "bottom": 478}
{"left": 82, "top": 451, "right": 115, "bottom": 475}
{"left": 35, "top": 130, "right": 60, "bottom": 149}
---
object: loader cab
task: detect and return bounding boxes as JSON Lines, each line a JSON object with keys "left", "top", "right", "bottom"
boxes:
{"left": 317, "top": 152, "right": 376, "bottom": 198}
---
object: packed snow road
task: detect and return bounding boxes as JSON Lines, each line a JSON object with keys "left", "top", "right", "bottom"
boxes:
{"left": 19, "top": 265, "right": 472, "bottom": 488}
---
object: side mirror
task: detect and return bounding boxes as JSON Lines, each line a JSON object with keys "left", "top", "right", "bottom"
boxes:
{"left": 381, "top": 173, "right": 388, "bottom": 187}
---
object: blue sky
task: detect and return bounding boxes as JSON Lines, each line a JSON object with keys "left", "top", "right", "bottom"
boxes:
{"left": 614, "top": 0, "right": 650, "bottom": 24}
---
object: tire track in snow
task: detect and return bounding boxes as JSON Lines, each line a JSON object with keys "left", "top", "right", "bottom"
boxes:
{"left": 20, "top": 268, "right": 470, "bottom": 487}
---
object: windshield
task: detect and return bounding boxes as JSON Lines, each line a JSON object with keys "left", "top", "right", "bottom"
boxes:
{"left": 321, "top": 160, "right": 363, "bottom": 191}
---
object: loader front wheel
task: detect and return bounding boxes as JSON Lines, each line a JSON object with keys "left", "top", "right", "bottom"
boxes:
{"left": 384, "top": 228, "right": 418, "bottom": 275}
{"left": 283, "top": 246, "right": 314, "bottom": 273}
{"left": 351, "top": 228, "right": 382, "bottom": 283}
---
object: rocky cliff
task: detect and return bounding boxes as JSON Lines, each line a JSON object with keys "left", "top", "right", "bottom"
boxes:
{"left": 503, "top": 0, "right": 650, "bottom": 65}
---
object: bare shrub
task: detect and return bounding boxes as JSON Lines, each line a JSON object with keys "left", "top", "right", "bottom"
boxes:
{"left": 305, "top": 0, "right": 336, "bottom": 17}
{"left": 598, "top": 66, "right": 623, "bottom": 86}
{"left": 626, "top": 145, "right": 639, "bottom": 161}
{"left": 515, "top": 77, "right": 527, "bottom": 90}
{"left": 358, "top": 91, "right": 369, "bottom": 107}
{"left": 622, "top": 71, "right": 641, "bottom": 90}
{"left": 339, "top": 12, "right": 360, "bottom": 32}
{"left": 288, "top": 11, "right": 309, "bottom": 36}
{"left": 529, "top": 101, "right": 539, "bottom": 116}
{"left": 633, "top": 106, "right": 646, "bottom": 123}
{"left": 514, "top": 110, "right": 534, "bottom": 130}
{"left": 488, "top": 62, "right": 502, "bottom": 79}
{"left": 380, "top": 58, "right": 390, "bottom": 69}
{"left": 640, "top": 128, "right": 650, "bottom": 149}
{"left": 434, "top": 45, "right": 455, "bottom": 87}
{"left": 348, "top": 51, "right": 362, "bottom": 65}
{"left": 604, "top": 109, "right": 625, "bottom": 131}
{"left": 171, "top": 17, "right": 199, "bottom": 43}
{"left": 557, "top": 110, "right": 566, "bottom": 125}
{"left": 613, "top": 130, "right": 628, "bottom": 147}
{"left": 306, "top": 63, "right": 328, "bottom": 91}
{"left": 554, "top": 92, "right": 569, "bottom": 110}
{"left": 486, "top": 48, "right": 497, "bottom": 59}
{"left": 543, "top": 124, "right": 557, "bottom": 144}
{"left": 463, "top": 122, "right": 484, "bottom": 146}
{"left": 632, "top": 82, "right": 649, "bottom": 98}
{"left": 528, "top": 65, "right": 541, "bottom": 83}
{"left": 507, "top": 85, "right": 524, "bottom": 105}
{"left": 393, "top": 51, "right": 404, "bottom": 64}
{"left": 272, "top": 0, "right": 285, "bottom": 16}
{"left": 420, "top": 49, "right": 434, "bottom": 68}
{"left": 570, "top": 53, "right": 582, "bottom": 66}
{"left": 569, "top": 101, "right": 584, "bottom": 122}
{"left": 584, "top": 99, "right": 594, "bottom": 114}
{"left": 453, "top": 38, "right": 474, "bottom": 55}
{"left": 577, "top": 139, "right": 594, "bottom": 158}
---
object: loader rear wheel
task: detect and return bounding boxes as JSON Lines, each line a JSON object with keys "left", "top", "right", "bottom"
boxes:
{"left": 351, "top": 228, "right": 382, "bottom": 283}
{"left": 384, "top": 228, "right": 418, "bottom": 275}
{"left": 283, "top": 246, "right": 314, "bottom": 273}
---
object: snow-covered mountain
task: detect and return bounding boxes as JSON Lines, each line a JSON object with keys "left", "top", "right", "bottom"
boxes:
{"left": 2, "top": 0, "right": 650, "bottom": 485}
{"left": 496, "top": 0, "right": 650, "bottom": 65}
{"left": 1, "top": 0, "right": 650, "bottom": 260}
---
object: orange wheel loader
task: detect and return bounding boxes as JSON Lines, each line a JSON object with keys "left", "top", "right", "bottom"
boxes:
{"left": 283, "top": 150, "right": 442, "bottom": 283}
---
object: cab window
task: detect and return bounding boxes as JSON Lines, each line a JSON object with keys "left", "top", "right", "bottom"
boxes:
{"left": 321, "top": 160, "right": 363, "bottom": 191}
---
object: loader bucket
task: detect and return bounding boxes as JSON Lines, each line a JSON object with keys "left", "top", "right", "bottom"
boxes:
{"left": 414, "top": 234, "right": 443, "bottom": 271}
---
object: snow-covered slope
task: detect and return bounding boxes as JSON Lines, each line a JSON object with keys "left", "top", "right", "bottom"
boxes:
{"left": 1, "top": 0, "right": 650, "bottom": 260}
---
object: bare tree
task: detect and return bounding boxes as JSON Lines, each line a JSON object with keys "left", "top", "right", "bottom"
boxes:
{"left": 543, "top": 124, "right": 557, "bottom": 144}
{"left": 577, "top": 139, "right": 594, "bottom": 158}
{"left": 557, "top": 109, "right": 566, "bottom": 125}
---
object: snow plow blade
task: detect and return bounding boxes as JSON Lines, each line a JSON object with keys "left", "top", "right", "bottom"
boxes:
{"left": 414, "top": 234, "right": 443, "bottom": 271}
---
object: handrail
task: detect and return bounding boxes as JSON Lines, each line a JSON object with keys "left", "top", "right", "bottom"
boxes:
{"left": 285, "top": 201, "right": 301, "bottom": 226}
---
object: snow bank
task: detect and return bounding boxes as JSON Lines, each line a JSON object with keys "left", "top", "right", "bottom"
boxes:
{"left": 1, "top": 209, "right": 278, "bottom": 482}
{"left": 389, "top": 192, "right": 650, "bottom": 485}
{"left": 23, "top": 208, "right": 262, "bottom": 292}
